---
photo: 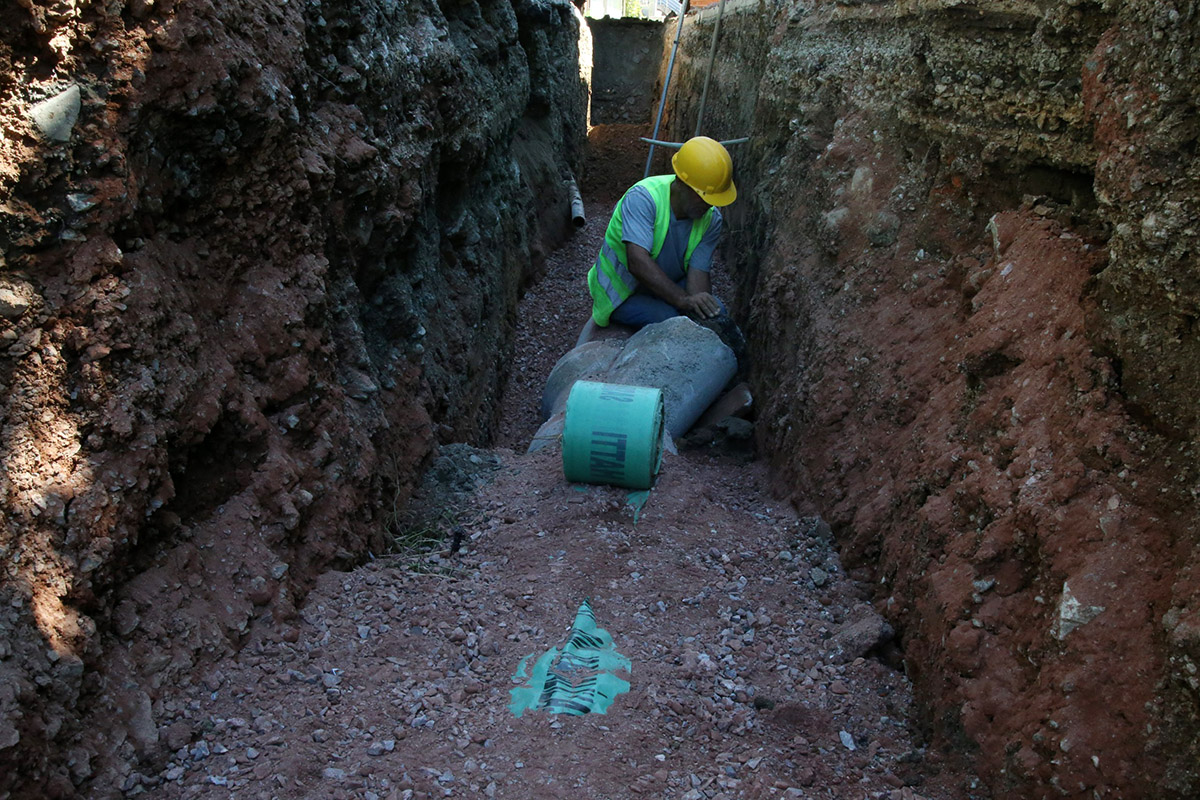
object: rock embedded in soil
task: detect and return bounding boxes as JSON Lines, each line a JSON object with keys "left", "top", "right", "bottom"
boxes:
{"left": 826, "top": 609, "right": 895, "bottom": 664}
{"left": 0, "top": 286, "right": 31, "bottom": 319}
{"left": 29, "top": 84, "right": 81, "bottom": 142}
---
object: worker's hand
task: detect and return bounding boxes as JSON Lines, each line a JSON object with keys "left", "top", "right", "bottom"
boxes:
{"left": 680, "top": 292, "right": 721, "bottom": 320}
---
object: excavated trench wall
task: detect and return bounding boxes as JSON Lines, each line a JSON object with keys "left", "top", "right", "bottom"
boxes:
{"left": 659, "top": 1, "right": 1200, "bottom": 797}
{"left": 588, "top": 17, "right": 662, "bottom": 125}
{"left": 0, "top": 0, "right": 587, "bottom": 794}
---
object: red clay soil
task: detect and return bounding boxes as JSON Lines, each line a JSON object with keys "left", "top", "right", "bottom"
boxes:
{"left": 740, "top": 101, "right": 1197, "bottom": 796}
{"left": 86, "top": 126, "right": 981, "bottom": 799}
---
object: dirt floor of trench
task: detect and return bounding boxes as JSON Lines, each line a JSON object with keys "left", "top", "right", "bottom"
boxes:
{"left": 116, "top": 127, "right": 981, "bottom": 800}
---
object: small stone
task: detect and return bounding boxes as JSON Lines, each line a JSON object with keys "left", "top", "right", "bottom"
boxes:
{"left": 247, "top": 576, "right": 274, "bottom": 605}
{"left": 810, "top": 568, "right": 829, "bottom": 587}
{"left": 322, "top": 767, "right": 347, "bottom": 780}
{"left": 0, "top": 288, "right": 29, "bottom": 320}
{"left": 819, "top": 207, "right": 850, "bottom": 252}
{"left": 345, "top": 369, "right": 379, "bottom": 400}
{"left": 164, "top": 721, "right": 191, "bottom": 751}
{"left": 67, "top": 193, "right": 98, "bottom": 213}
{"left": 839, "top": 730, "right": 857, "bottom": 750}
{"left": 827, "top": 611, "right": 894, "bottom": 664}
{"left": 865, "top": 211, "right": 901, "bottom": 247}
{"left": 31, "top": 85, "right": 81, "bottom": 142}
{"left": 66, "top": 748, "right": 92, "bottom": 782}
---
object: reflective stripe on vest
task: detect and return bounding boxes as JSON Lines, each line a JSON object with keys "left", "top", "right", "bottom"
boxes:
{"left": 587, "top": 175, "right": 714, "bottom": 326}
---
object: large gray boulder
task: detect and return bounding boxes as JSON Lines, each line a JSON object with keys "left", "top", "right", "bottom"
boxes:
{"left": 532, "top": 316, "right": 736, "bottom": 452}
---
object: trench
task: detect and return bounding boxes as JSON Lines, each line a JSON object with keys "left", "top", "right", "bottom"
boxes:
{"left": 83, "top": 122, "right": 978, "bottom": 800}
{"left": 2, "top": 1, "right": 1198, "bottom": 798}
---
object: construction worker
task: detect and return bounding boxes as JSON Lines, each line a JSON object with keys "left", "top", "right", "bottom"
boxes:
{"left": 587, "top": 136, "right": 737, "bottom": 330}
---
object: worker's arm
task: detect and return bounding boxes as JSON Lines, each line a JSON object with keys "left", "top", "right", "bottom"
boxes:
{"left": 686, "top": 268, "right": 715, "bottom": 304}
{"left": 626, "top": 243, "right": 720, "bottom": 319}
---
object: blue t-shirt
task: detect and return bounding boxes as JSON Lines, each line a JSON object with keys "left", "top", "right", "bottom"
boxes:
{"left": 620, "top": 185, "right": 723, "bottom": 281}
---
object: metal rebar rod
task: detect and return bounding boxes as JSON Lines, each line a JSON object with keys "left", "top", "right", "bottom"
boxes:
{"left": 694, "top": 0, "right": 727, "bottom": 138}
{"left": 640, "top": 136, "right": 749, "bottom": 148}
{"left": 645, "top": 0, "right": 691, "bottom": 178}
{"left": 639, "top": 137, "right": 685, "bottom": 148}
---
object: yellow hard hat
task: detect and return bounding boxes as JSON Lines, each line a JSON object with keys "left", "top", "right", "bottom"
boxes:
{"left": 672, "top": 136, "right": 737, "bottom": 207}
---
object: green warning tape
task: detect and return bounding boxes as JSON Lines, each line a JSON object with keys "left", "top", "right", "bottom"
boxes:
{"left": 626, "top": 489, "right": 651, "bottom": 523}
{"left": 562, "top": 381, "right": 664, "bottom": 489}
{"left": 509, "top": 600, "right": 631, "bottom": 717}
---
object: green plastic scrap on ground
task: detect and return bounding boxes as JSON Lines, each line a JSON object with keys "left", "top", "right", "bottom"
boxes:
{"left": 508, "top": 599, "right": 631, "bottom": 717}
{"left": 626, "top": 489, "right": 651, "bottom": 523}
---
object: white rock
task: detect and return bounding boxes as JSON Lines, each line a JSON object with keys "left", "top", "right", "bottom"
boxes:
{"left": 1052, "top": 581, "right": 1106, "bottom": 640}
{"left": 31, "top": 85, "right": 81, "bottom": 142}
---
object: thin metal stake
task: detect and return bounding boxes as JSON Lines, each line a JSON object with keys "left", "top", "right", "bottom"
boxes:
{"left": 694, "top": 0, "right": 727, "bottom": 138}
{"left": 645, "top": 0, "right": 691, "bottom": 178}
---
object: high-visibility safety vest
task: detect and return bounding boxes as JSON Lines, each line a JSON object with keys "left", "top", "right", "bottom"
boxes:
{"left": 587, "top": 175, "right": 714, "bottom": 326}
